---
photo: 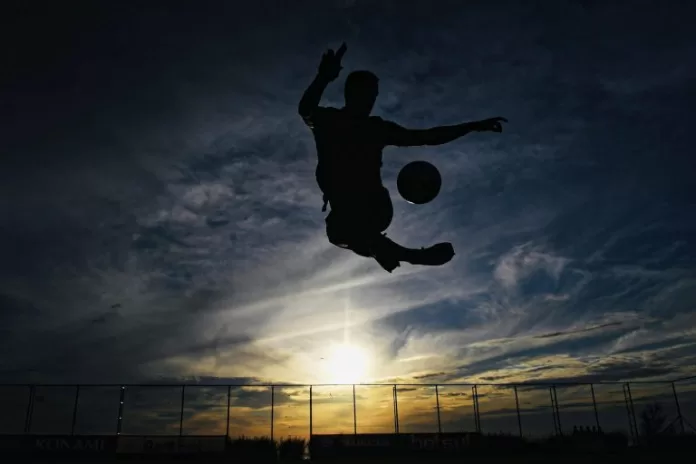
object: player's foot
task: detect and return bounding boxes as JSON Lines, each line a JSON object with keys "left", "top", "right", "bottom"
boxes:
{"left": 406, "top": 242, "right": 455, "bottom": 266}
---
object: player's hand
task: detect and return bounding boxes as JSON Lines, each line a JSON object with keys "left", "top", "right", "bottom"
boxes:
{"left": 317, "top": 43, "right": 347, "bottom": 82}
{"left": 473, "top": 117, "right": 508, "bottom": 132}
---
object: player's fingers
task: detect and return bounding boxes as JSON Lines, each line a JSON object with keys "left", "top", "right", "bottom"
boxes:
{"left": 336, "top": 42, "right": 347, "bottom": 59}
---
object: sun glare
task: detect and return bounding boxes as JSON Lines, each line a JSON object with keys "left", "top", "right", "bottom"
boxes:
{"left": 325, "top": 343, "right": 370, "bottom": 384}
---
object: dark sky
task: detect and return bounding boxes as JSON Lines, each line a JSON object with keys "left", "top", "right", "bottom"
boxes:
{"left": 1, "top": 0, "right": 695, "bottom": 386}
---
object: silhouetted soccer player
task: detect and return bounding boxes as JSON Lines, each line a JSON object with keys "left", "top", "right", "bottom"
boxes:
{"left": 299, "top": 43, "right": 507, "bottom": 272}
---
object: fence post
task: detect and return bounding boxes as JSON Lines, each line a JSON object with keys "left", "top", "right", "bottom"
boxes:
{"left": 549, "top": 387, "right": 558, "bottom": 435}
{"left": 225, "top": 386, "right": 231, "bottom": 439}
{"left": 622, "top": 383, "right": 638, "bottom": 444}
{"left": 116, "top": 386, "right": 126, "bottom": 436}
{"left": 393, "top": 385, "right": 400, "bottom": 434}
{"left": 309, "top": 385, "right": 313, "bottom": 437}
{"left": 472, "top": 385, "right": 481, "bottom": 433}
{"left": 435, "top": 385, "right": 442, "bottom": 433}
{"left": 71, "top": 385, "right": 81, "bottom": 435}
{"left": 352, "top": 384, "right": 357, "bottom": 435}
{"left": 271, "top": 386, "right": 275, "bottom": 441}
{"left": 179, "top": 385, "right": 186, "bottom": 437}
{"left": 628, "top": 383, "right": 638, "bottom": 441}
{"left": 671, "top": 382, "right": 685, "bottom": 434}
{"left": 514, "top": 386, "right": 522, "bottom": 437}
{"left": 24, "top": 385, "right": 35, "bottom": 434}
{"left": 590, "top": 383, "right": 601, "bottom": 430}
{"left": 552, "top": 386, "right": 562, "bottom": 435}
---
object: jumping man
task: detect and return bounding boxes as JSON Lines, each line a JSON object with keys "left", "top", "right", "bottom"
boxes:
{"left": 298, "top": 43, "right": 507, "bottom": 273}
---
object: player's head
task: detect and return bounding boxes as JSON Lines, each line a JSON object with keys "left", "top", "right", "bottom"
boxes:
{"left": 344, "top": 70, "right": 379, "bottom": 115}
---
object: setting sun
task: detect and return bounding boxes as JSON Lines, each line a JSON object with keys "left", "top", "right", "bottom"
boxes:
{"left": 324, "top": 343, "right": 370, "bottom": 384}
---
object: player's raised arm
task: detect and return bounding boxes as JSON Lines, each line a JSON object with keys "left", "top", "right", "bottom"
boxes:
{"left": 298, "top": 43, "right": 347, "bottom": 123}
{"left": 381, "top": 117, "right": 508, "bottom": 147}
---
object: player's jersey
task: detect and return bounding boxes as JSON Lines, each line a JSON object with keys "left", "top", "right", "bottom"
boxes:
{"left": 301, "top": 106, "right": 394, "bottom": 209}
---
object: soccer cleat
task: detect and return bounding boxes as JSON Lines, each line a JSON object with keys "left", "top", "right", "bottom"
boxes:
{"left": 406, "top": 242, "right": 455, "bottom": 266}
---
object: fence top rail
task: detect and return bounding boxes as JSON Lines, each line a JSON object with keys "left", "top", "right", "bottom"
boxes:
{"left": 0, "top": 379, "right": 689, "bottom": 388}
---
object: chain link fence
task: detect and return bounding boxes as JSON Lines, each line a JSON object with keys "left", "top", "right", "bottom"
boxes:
{"left": 1, "top": 377, "right": 693, "bottom": 444}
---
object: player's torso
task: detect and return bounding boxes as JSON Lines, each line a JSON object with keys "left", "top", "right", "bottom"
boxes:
{"left": 312, "top": 108, "right": 384, "bottom": 194}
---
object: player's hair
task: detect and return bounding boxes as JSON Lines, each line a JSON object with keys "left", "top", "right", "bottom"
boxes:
{"left": 344, "top": 70, "right": 379, "bottom": 101}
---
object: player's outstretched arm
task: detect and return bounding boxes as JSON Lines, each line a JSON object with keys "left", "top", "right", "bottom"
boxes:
{"left": 382, "top": 117, "right": 507, "bottom": 147}
{"left": 298, "top": 43, "right": 347, "bottom": 122}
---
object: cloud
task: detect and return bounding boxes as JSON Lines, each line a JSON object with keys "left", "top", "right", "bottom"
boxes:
{"left": 493, "top": 244, "right": 570, "bottom": 291}
{"left": 533, "top": 321, "right": 623, "bottom": 340}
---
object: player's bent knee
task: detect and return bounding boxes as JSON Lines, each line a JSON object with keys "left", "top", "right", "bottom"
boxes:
{"left": 327, "top": 234, "right": 373, "bottom": 258}
{"left": 327, "top": 227, "right": 359, "bottom": 249}
{"left": 326, "top": 225, "right": 375, "bottom": 258}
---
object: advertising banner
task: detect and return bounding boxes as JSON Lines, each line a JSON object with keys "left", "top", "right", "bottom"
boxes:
{"left": 26, "top": 435, "right": 117, "bottom": 454}
{"left": 310, "top": 432, "right": 479, "bottom": 459}
{"left": 116, "top": 435, "right": 226, "bottom": 454}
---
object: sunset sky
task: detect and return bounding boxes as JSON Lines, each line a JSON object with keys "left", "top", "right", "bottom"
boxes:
{"left": 1, "top": 0, "right": 695, "bottom": 438}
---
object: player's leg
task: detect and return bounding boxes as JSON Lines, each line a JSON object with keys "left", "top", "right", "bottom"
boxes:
{"left": 325, "top": 189, "right": 398, "bottom": 270}
{"left": 325, "top": 209, "right": 383, "bottom": 257}
{"left": 360, "top": 188, "right": 455, "bottom": 268}
{"left": 326, "top": 218, "right": 400, "bottom": 272}
{"left": 327, "top": 224, "right": 454, "bottom": 272}
{"left": 325, "top": 189, "right": 454, "bottom": 271}
{"left": 371, "top": 235, "right": 455, "bottom": 267}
